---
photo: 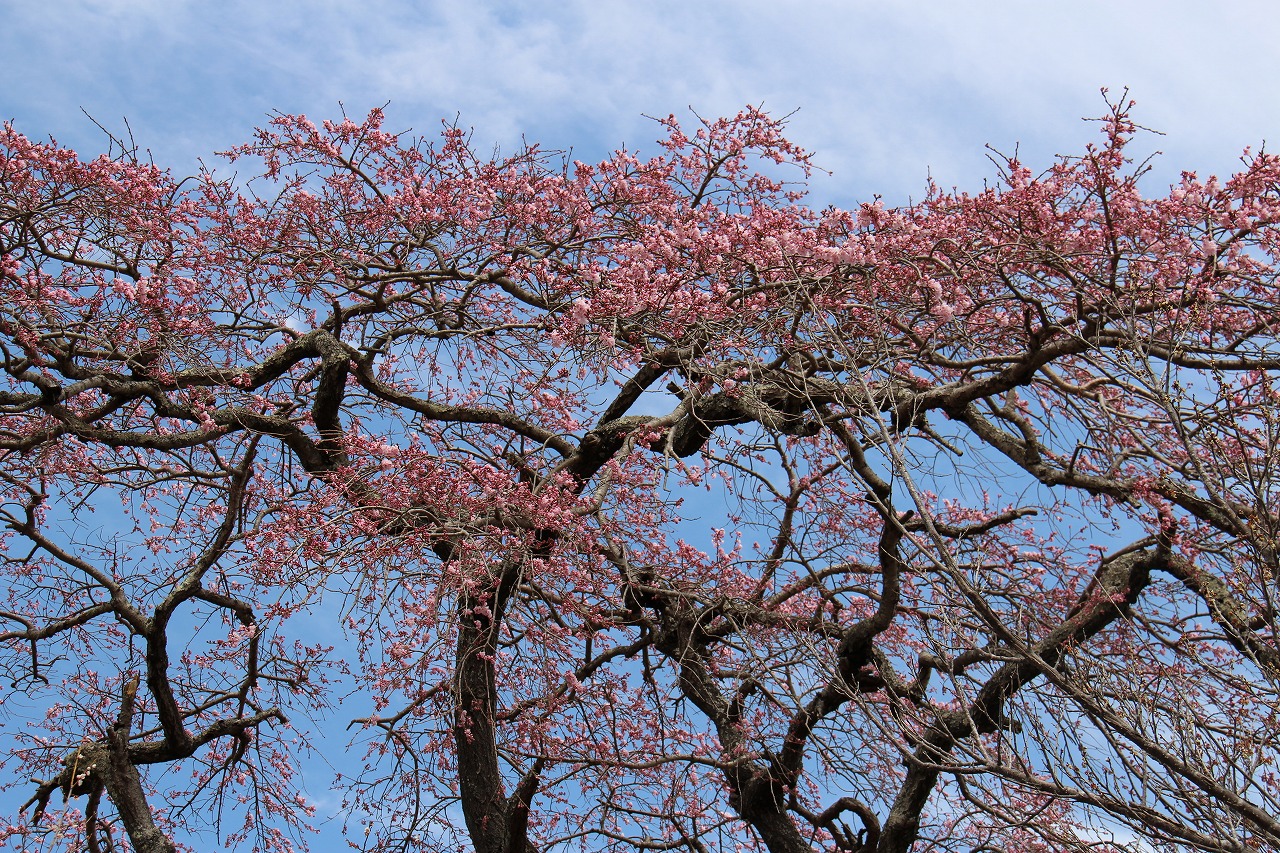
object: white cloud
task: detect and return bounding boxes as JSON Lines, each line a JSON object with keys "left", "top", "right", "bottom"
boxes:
{"left": 6, "top": 0, "right": 1279, "bottom": 203}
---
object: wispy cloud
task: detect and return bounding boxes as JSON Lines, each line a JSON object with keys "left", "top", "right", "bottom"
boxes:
{"left": 5, "top": 1, "right": 1279, "bottom": 203}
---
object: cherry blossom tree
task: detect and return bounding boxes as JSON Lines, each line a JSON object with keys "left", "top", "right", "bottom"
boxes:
{"left": 2, "top": 97, "right": 1279, "bottom": 853}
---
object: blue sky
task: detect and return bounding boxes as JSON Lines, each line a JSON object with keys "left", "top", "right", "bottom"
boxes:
{"left": 6, "top": 1, "right": 1280, "bottom": 206}
{"left": 4, "top": 1, "right": 1280, "bottom": 847}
